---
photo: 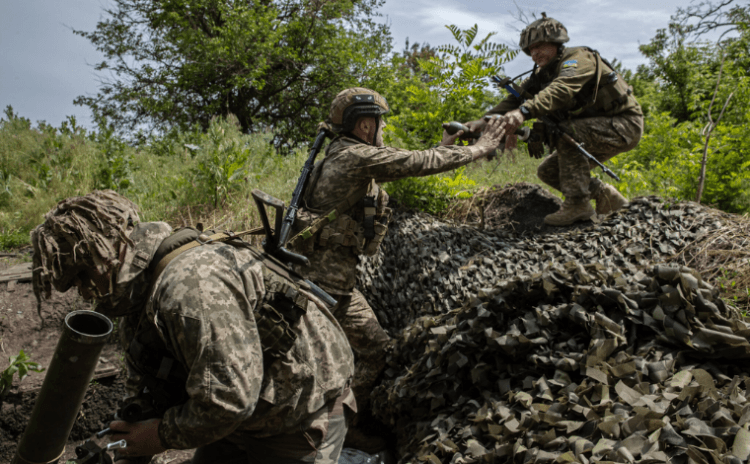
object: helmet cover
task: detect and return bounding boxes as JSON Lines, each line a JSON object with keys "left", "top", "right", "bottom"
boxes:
{"left": 328, "top": 87, "right": 389, "bottom": 133}
{"left": 519, "top": 12, "right": 569, "bottom": 55}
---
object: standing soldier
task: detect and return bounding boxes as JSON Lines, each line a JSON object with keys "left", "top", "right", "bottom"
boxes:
{"left": 288, "top": 87, "right": 506, "bottom": 450}
{"left": 465, "top": 13, "right": 644, "bottom": 226}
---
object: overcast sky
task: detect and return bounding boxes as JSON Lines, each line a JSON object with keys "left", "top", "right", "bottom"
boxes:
{"left": 0, "top": 0, "right": 689, "bottom": 130}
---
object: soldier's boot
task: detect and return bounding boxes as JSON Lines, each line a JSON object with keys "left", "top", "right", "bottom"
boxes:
{"left": 595, "top": 184, "right": 629, "bottom": 215}
{"left": 544, "top": 199, "right": 595, "bottom": 226}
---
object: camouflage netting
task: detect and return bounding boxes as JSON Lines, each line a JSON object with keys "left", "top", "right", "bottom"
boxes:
{"left": 357, "top": 194, "right": 750, "bottom": 463}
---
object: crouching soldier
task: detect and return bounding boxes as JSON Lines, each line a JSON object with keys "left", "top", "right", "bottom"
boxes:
{"left": 465, "top": 13, "right": 644, "bottom": 226}
{"left": 31, "top": 190, "right": 355, "bottom": 464}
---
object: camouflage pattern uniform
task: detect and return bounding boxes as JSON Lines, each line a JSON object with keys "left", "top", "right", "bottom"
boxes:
{"left": 292, "top": 135, "right": 486, "bottom": 413}
{"left": 135, "top": 228, "right": 354, "bottom": 462}
{"left": 487, "top": 46, "right": 644, "bottom": 204}
{"left": 31, "top": 191, "right": 355, "bottom": 464}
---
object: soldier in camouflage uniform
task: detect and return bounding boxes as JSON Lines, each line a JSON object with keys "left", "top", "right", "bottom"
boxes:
{"left": 465, "top": 13, "right": 644, "bottom": 226}
{"left": 31, "top": 190, "right": 355, "bottom": 464}
{"left": 288, "top": 87, "right": 506, "bottom": 450}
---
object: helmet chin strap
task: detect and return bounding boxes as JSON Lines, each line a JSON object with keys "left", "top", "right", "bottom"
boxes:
{"left": 372, "top": 117, "right": 380, "bottom": 146}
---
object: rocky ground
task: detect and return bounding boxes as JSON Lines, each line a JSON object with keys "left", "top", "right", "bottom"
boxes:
{"left": 1, "top": 182, "right": 748, "bottom": 463}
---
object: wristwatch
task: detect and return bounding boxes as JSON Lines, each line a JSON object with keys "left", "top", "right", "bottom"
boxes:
{"left": 519, "top": 106, "right": 531, "bottom": 120}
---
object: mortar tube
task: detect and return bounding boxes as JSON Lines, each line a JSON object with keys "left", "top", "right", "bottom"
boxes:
{"left": 12, "top": 310, "right": 113, "bottom": 464}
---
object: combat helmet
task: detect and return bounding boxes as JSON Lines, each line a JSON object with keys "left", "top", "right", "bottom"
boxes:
{"left": 328, "top": 87, "right": 389, "bottom": 134}
{"left": 519, "top": 12, "right": 569, "bottom": 56}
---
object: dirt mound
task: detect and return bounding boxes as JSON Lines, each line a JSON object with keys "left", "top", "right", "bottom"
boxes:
{"left": 1, "top": 375, "right": 127, "bottom": 461}
{"left": 445, "top": 182, "right": 564, "bottom": 235}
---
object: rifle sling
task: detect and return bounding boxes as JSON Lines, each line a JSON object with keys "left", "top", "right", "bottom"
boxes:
{"left": 151, "top": 228, "right": 262, "bottom": 283}
{"left": 288, "top": 182, "right": 371, "bottom": 247}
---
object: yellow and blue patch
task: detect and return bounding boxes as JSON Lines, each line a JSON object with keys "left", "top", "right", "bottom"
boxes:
{"left": 562, "top": 60, "right": 578, "bottom": 68}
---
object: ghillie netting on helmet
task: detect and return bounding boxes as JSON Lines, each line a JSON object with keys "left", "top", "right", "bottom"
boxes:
{"left": 31, "top": 190, "right": 139, "bottom": 320}
{"left": 358, "top": 191, "right": 750, "bottom": 463}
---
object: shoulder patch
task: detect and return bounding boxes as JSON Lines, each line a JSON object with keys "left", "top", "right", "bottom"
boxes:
{"left": 562, "top": 60, "right": 578, "bottom": 68}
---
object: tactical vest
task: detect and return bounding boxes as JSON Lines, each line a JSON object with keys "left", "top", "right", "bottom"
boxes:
{"left": 569, "top": 47, "right": 634, "bottom": 117}
{"left": 289, "top": 154, "right": 392, "bottom": 257}
{"left": 126, "top": 228, "right": 312, "bottom": 415}
{"left": 524, "top": 46, "right": 635, "bottom": 119}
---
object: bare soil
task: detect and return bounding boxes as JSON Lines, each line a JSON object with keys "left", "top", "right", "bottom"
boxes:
{"left": 0, "top": 254, "right": 193, "bottom": 463}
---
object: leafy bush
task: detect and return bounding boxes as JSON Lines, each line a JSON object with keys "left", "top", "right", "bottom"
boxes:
{"left": 0, "top": 229, "right": 29, "bottom": 250}
{"left": 94, "top": 121, "right": 133, "bottom": 192}
{"left": 387, "top": 167, "right": 476, "bottom": 215}
{"left": 612, "top": 111, "right": 750, "bottom": 213}
{"left": 381, "top": 25, "right": 518, "bottom": 214}
{"left": 0, "top": 350, "right": 44, "bottom": 402}
{"left": 384, "top": 24, "right": 517, "bottom": 150}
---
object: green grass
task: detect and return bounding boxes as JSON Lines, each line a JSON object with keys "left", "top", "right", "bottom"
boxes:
{"left": 0, "top": 230, "right": 28, "bottom": 250}
{"left": 463, "top": 149, "right": 549, "bottom": 192}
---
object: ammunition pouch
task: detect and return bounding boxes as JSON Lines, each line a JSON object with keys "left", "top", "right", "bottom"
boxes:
{"left": 257, "top": 266, "right": 310, "bottom": 359}
{"left": 290, "top": 180, "right": 392, "bottom": 257}
{"left": 127, "top": 315, "right": 190, "bottom": 417}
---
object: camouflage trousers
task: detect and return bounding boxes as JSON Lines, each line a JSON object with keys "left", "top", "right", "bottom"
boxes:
{"left": 537, "top": 110, "right": 644, "bottom": 202}
{"left": 191, "top": 386, "right": 354, "bottom": 464}
{"left": 330, "top": 288, "right": 391, "bottom": 418}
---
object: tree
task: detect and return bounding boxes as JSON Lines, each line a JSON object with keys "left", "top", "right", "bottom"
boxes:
{"left": 385, "top": 24, "right": 518, "bottom": 149}
{"left": 400, "top": 39, "right": 438, "bottom": 80}
{"left": 673, "top": 0, "right": 749, "bottom": 40}
{"left": 74, "top": 0, "right": 392, "bottom": 152}
{"left": 636, "top": 0, "right": 749, "bottom": 123}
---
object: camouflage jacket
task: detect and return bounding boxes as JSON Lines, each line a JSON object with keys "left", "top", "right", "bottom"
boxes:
{"left": 122, "top": 226, "right": 355, "bottom": 450}
{"left": 293, "top": 135, "right": 483, "bottom": 294}
{"left": 488, "top": 46, "right": 641, "bottom": 120}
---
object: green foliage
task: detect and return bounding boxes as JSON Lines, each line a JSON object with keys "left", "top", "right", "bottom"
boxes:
{"left": 385, "top": 24, "right": 517, "bottom": 149}
{"left": 381, "top": 24, "right": 517, "bottom": 214}
{"left": 74, "top": 0, "right": 392, "bottom": 152}
{"left": 619, "top": 2, "right": 750, "bottom": 213}
{"left": 94, "top": 120, "right": 133, "bottom": 192}
{"left": 192, "top": 119, "right": 253, "bottom": 208}
{"left": 0, "top": 106, "right": 104, "bottom": 234}
{"left": 612, "top": 110, "right": 750, "bottom": 212}
{"left": 0, "top": 230, "right": 29, "bottom": 250}
{"left": 387, "top": 167, "right": 476, "bottom": 215}
{"left": 0, "top": 350, "right": 44, "bottom": 401}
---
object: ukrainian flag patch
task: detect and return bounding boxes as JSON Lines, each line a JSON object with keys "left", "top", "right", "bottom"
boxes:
{"left": 562, "top": 60, "right": 578, "bottom": 68}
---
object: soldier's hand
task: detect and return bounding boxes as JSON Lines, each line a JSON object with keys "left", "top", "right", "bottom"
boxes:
{"left": 499, "top": 109, "right": 524, "bottom": 133}
{"left": 472, "top": 118, "right": 505, "bottom": 159}
{"left": 440, "top": 128, "right": 464, "bottom": 146}
{"left": 109, "top": 418, "right": 167, "bottom": 457}
{"left": 464, "top": 119, "right": 487, "bottom": 134}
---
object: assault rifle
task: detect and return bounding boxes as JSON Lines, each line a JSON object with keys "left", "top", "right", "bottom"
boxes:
{"left": 490, "top": 75, "right": 621, "bottom": 182}
{"left": 249, "top": 129, "right": 338, "bottom": 308}
{"left": 251, "top": 129, "right": 328, "bottom": 267}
